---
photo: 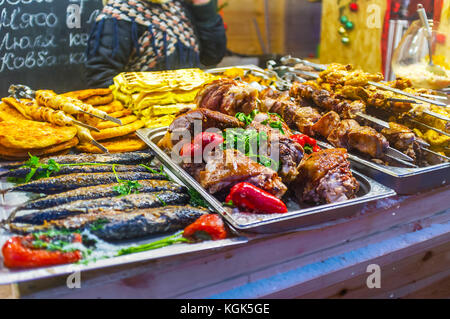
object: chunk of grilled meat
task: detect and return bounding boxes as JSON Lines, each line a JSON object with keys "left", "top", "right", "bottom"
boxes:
{"left": 311, "top": 111, "right": 341, "bottom": 138}
{"left": 261, "top": 88, "right": 321, "bottom": 136}
{"left": 313, "top": 112, "right": 389, "bottom": 159}
{"left": 198, "top": 149, "right": 287, "bottom": 198}
{"left": 327, "top": 119, "right": 361, "bottom": 148}
{"left": 157, "top": 108, "right": 244, "bottom": 151}
{"left": 381, "top": 122, "right": 419, "bottom": 161}
{"left": 290, "top": 82, "right": 366, "bottom": 119}
{"left": 293, "top": 148, "right": 359, "bottom": 204}
{"left": 347, "top": 126, "right": 389, "bottom": 159}
{"left": 248, "top": 120, "right": 304, "bottom": 183}
{"left": 195, "top": 79, "right": 259, "bottom": 116}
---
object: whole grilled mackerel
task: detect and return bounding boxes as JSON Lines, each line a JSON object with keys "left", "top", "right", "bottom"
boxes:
{"left": 5, "top": 164, "right": 157, "bottom": 179}
{"left": 13, "top": 191, "right": 190, "bottom": 225}
{"left": 10, "top": 205, "right": 209, "bottom": 241}
{"left": 7, "top": 172, "right": 167, "bottom": 195}
{"left": 19, "top": 180, "right": 187, "bottom": 210}
{"left": 0, "top": 152, "right": 154, "bottom": 170}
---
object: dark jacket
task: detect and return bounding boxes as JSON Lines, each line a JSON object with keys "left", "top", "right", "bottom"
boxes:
{"left": 85, "top": 1, "right": 226, "bottom": 88}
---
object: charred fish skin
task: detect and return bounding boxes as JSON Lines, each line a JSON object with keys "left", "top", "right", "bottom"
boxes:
{"left": 20, "top": 180, "right": 187, "bottom": 210}
{"left": 13, "top": 192, "right": 190, "bottom": 225}
{"left": 5, "top": 164, "right": 155, "bottom": 179}
{"left": 93, "top": 206, "right": 208, "bottom": 241}
{"left": 9, "top": 206, "right": 209, "bottom": 241}
{"left": 0, "top": 152, "right": 154, "bottom": 170}
{"left": 10, "top": 172, "right": 168, "bottom": 194}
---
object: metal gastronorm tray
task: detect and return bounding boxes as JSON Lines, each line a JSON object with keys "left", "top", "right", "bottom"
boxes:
{"left": 0, "top": 159, "right": 248, "bottom": 285}
{"left": 136, "top": 127, "right": 396, "bottom": 234}
{"left": 349, "top": 155, "right": 449, "bottom": 195}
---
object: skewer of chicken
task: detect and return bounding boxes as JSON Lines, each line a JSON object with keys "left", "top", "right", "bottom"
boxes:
{"left": 36, "top": 90, "right": 122, "bottom": 125}
{"left": 2, "top": 97, "right": 100, "bottom": 132}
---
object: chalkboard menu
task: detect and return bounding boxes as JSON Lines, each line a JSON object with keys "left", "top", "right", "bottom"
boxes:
{"left": 0, "top": 0, "right": 103, "bottom": 96}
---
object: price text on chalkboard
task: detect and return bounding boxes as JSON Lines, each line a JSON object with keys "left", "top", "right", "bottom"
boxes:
{"left": 0, "top": 0, "right": 103, "bottom": 96}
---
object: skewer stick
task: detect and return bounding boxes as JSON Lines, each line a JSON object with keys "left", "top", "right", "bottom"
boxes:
{"left": 70, "top": 119, "right": 100, "bottom": 132}
{"left": 408, "top": 118, "right": 450, "bottom": 137}
{"left": 420, "top": 147, "right": 450, "bottom": 161}
{"left": 420, "top": 110, "right": 450, "bottom": 122}
{"left": 385, "top": 154, "right": 418, "bottom": 168}
{"left": 90, "top": 140, "right": 109, "bottom": 153}
{"left": 419, "top": 93, "right": 447, "bottom": 100}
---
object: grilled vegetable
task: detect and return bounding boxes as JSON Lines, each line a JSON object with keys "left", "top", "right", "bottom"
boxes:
{"left": 225, "top": 182, "right": 288, "bottom": 214}
{"left": 7, "top": 172, "right": 167, "bottom": 194}
{"left": 183, "top": 214, "right": 228, "bottom": 241}
{"left": 13, "top": 192, "right": 190, "bottom": 224}
{"left": 0, "top": 152, "right": 154, "bottom": 170}
{"left": 18, "top": 180, "right": 187, "bottom": 210}
{"left": 2, "top": 232, "right": 83, "bottom": 269}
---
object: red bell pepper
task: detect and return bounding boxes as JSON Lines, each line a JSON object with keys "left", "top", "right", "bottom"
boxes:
{"left": 290, "top": 134, "right": 320, "bottom": 154}
{"left": 225, "top": 182, "right": 288, "bottom": 214}
{"left": 193, "top": 132, "right": 224, "bottom": 150}
{"left": 2, "top": 233, "right": 83, "bottom": 269}
{"left": 183, "top": 214, "right": 228, "bottom": 241}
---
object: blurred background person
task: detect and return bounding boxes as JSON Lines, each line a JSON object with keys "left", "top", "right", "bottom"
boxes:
{"left": 85, "top": 0, "right": 227, "bottom": 88}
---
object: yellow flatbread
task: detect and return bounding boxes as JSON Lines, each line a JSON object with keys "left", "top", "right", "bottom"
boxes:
{"left": 95, "top": 101, "right": 125, "bottom": 114}
{"left": 0, "top": 137, "right": 79, "bottom": 159}
{"left": 76, "top": 134, "right": 147, "bottom": 153}
{"left": 83, "top": 94, "right": 114, "bottom": 106}
{"left": 96, "top": 115, "right": 138, "bottom": 130}
{"left": 91, "top": 120, "right": 145, "bottom": 141}
{"left": 109, "top": 109, "right": 133, "bottom": 118}
{"left": 0, "top": 120, "right": 77, "bottom": 149}
{"left": 0, "top": 102, "right": 28, "bottom": 122}
{"left": 62, "top": 88, "right": 112, "bottom": 100}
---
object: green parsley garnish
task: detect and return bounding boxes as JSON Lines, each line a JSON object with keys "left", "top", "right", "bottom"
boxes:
{"left": 112, "top": 164, "right": 142, "bottom": 196}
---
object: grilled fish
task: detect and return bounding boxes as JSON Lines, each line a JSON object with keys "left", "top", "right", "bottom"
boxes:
{"left": 5, "top": 164, "right": 157, "bottom": 179}
{"left": 20, "top": 180, "right": 187, "bottom": 210}
{"left": 10, "top": 205, "right": 209, "bottom": 241}
{"left": 7, "top": 172, "right": 167, "bottom": 195}
{"left": 0, "top": 152, "right": 154, "bottom": 170}
{"left": 13, "top": 192, "right": 190, "bottom": 224}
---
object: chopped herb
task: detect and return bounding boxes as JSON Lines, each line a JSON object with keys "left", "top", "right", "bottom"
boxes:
{"left": 155, "top": 194, "right": 167, "bottom": 207}
{"left": 112, "top": 164, "right": 142, "bottom": 196}
{"left": 139, "top": 164, "right": 168, "bottom": 179}
{"left": 188, "top": 188, "right": 209, "bottom": 208}
{"left": 117, "top": 232, "right": 190, "bottom": 256}
{"left": 224, "top": 200, "right": 234, "bottom": 207}
{"left": 304, "top": 144, "right": 313, "bottom": 154}
{"left": 89, "top": 219, "right": 110, "bottom": 231}
{"left": 235, "top": 109, "right": 259, "bottom": 126}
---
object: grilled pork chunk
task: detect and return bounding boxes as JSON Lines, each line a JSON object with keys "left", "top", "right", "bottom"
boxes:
{"left": 293, "top": 148, "right": 359, "bottom": 204}
{"left": 198, "top": 149, "right": 287, "bottom": 198}
{"left": 195, "top": 79, "right": 259, "bottom": 116}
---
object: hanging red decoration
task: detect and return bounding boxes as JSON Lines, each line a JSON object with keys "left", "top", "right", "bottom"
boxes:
{"left": 349, "top": 2, "right": 358, "bottom": 12}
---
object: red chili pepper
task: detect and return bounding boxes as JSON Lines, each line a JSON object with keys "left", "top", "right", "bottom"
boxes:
{"left": 312, "top": 145, "right": 321, "bottom": 152}
{"left": 183, "top": 214, "right": 228, "bottom": 241}
{"left": 225, "top": 182, "right": 288, "bottom": 214}
{"left": 193, "top": 132, "right": 224, "bottom": 150}
{"left": 2, "top": 234, "right": 82, "bottom": 269}
{"left": 291, "top": 134, "right": 317, "bottom": 147}
{"left": 180, "top": 142, "right": 202, "bottom": 158}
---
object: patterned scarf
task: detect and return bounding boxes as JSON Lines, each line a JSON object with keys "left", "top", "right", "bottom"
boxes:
{"left": 95, "top": 0, "right": 200, "bottom": 71}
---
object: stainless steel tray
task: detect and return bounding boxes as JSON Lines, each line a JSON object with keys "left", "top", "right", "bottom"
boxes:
{"left": 0, "top": 160, "right": 248, "bottom": 285}
{"left": 315, "top": 140, "right": 450, "bottom": 195}
{"left": 136, "top": 127, "right": 396, "bottom": 234}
